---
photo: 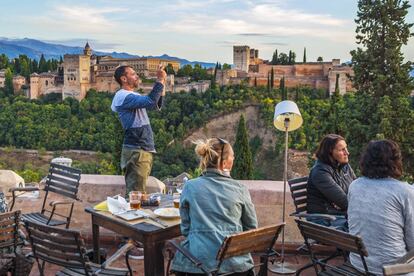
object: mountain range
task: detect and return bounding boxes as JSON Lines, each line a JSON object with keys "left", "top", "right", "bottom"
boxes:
{"left": 0, "top": 38, "right": 216, "bottom": 68}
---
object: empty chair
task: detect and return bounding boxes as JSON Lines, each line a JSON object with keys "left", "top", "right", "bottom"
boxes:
{"left": 10, "top": 162, "right": 81, "bottom": 228}
{"left": 24, "top": 220, "right": 133, "bottom": 276}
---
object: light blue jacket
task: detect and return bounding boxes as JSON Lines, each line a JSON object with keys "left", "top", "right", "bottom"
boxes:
{"left": 171, "top": 168, "right": 258, "bottom": 274}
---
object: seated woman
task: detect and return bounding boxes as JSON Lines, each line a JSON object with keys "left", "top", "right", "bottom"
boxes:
{"left": 307, "top": 134, "right": 356, "bottom": 231}
{"left": 348, "top": 140, "right": 414, "bottom": 275}
{"left": 171, "top": 138, "right": 258, "bottom": 276}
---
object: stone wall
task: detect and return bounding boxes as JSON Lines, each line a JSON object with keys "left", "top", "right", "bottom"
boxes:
{"left": 12, "top": 175, "right": 304, "bottom": 246}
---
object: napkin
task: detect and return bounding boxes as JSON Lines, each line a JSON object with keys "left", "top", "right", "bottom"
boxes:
{"left": 107, "top": 195, "right": 129, "bottom": 214}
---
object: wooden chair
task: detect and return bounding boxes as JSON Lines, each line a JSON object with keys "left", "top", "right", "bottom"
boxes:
{"left": 296, "top": 219, "right": 374, "bottom": 275}
{"left": 10, "top": 162, "right": 81, "bottom": 228}
{"left": 383, "top": 249, "right": 414, "bottom": 275}
{"left": 24, "top": 220, "right": 134, "bottom": 276}
{"left": 164, "top": 223, "right": 284, "bottom": 276}
{"left": 288, "top": 176, "right": 337, "bottom": 222}
{"left": 288, "top": 177, "right": 343, "bottom": 275}
{"left": 0, "top": 210, "right": 33, "bottom": 275}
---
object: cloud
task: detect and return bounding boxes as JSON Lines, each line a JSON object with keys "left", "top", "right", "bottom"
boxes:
{"left": 237, "top": 33, "right": 271, "bottom": 37}
{"left": 32, "top": 4, "right": 126, "bottom": 34}
{"left": 160, "top": 2, "right": 354, "bottom": 42}
{"left": 261, "top": 42, "right": 288, "bottom": 46}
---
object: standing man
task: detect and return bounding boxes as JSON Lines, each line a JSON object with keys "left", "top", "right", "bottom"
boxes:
{"left": 111, "top": 65, "right": 167, "bottom": 196}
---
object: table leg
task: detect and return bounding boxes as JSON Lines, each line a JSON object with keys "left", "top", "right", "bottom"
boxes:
{"left": 92, "top": 217, "right": 100, "bottom": 264}
{"left": 144, "top": 241, "right": 165, "bottom": 276}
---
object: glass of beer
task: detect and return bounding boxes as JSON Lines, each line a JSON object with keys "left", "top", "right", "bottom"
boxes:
{"left": 173, "top": 193, "right": 180, "bottom": 208}
{"left": 129, "top": 191, "right": 142, "bottom": 210}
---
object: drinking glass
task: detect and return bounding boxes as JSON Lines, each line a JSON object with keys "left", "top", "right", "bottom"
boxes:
{"left": 129, "top": 191, "right": 142, "bottom": 210}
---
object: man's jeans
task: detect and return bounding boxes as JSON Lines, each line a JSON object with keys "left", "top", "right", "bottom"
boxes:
{"left": 121, "top": 148, "right": 153, "bottom": 196}
{"left": 307, "top": 215, "right": 348, "bottom": 232}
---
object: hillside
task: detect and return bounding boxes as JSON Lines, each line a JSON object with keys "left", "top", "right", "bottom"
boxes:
{"left": 184, "top": 105, "right": 309, "bottom": 180}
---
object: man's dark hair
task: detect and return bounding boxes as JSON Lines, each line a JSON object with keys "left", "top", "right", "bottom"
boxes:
{"left": 315, "top": 134, "right": 345, "bottom": 166}
{"left": 114, "top": 65, "right": 132, "bottom": 86}
{"left": 360, "top": 140, "right": 402, "bottom": 179}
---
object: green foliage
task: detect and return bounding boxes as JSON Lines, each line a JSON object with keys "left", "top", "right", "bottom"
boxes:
{"left": 4, "top": 68, "right": 13, "bottom": 96}
{"left": 349, "top": 0, "right": 414, "bottom": 178}
{"left": 232, "top": 115, "right": 253, "bottom": 180}
{"left": 317, "top": 56, "right": 323, "bottom": 62}
{"left": 271, "top": 50, "right": 278, "bottom": 65}
{"left": 176, "top": 64, "right": 211, "bottom": 81}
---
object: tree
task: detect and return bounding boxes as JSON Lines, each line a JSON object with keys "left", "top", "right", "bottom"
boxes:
{"left": 271, "top": 49, "right": 279, "bottom": 65}
{"left": 38, "top": 54, "right": 48, "bottom": 73}
{"left": 317, "top": 56, "right": 323, "bottom": 62}
{"left": 280, "top": 76, "right": 286, "bottom": 100}
{"left": 222, "top": 63, "right": 231, "bottom": 70}
{"left": 303, "top": 47, "right": 307, "bottom": 63}
{"left": 270, "top": 67, "right": 274, "bottom": 89}
{"left": 165, "top": 63, "right": 175, "bottom": 75}
{"left": 278, "top": 53, "right": 289, "bottom": 65}
{"left": 232, "top": 115, "right": 253, "bottom": 180}
{"left": 350, "top": 0, "right": 414, "bottom": 177}
{"left": 4, "top": 68, "right": 14, "bottom": 96}
{"left": 351, "top": 0, "right": 413, "bottom": 99}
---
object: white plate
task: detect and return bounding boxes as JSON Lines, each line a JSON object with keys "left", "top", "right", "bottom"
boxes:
{"left": 153, "top": 208, "right": 180, "bottom": 218}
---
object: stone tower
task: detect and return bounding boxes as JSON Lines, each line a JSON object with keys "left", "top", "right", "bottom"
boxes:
{"left": 62, "top": 42, "right": 92, "bottom": 100}
{"left": 84, "top": 42, "right": 92, "bottom": 56}
{"left": 233, "top": 45, "right": 250, "bottom": 72}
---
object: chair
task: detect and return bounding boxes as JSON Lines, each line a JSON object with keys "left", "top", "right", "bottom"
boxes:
{"left": 288, "top": 176, "right": 337, "bottom": 222}
{"left": 24, "top": 220, "right": 134, "bottom": 276}
{"left": 10, "top": 162, "right": 81, "bottom": 228}
{"left": 288, "top": 176, "right": 344, "bottom": 275}
{"left": 0, "top": 210, "right": 33, "bottom": 276}
{"left": 383, "top": 249, "right": 414, "bottom": 275}
{"left": 296, "top": 219, "right": 374, "bottom": 275}
{"left": 164, "top": 223, "right": 284, "bottom": 276}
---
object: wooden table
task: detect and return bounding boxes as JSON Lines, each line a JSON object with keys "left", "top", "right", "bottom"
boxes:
{"left": 84, "top": 196, "right": 181, "bottom": 276}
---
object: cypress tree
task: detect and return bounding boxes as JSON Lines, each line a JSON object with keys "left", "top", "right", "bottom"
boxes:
{"left": 270, "top": 67, "right": 274, "bottom": 89}
{"left": 280, "top": 76, "right": 286, "bottom": 100}
{"left": 232, "top": 115, "right": 253, "bottom": 180}
{"left": 39, "top": 54, "right": 48, "bottom": 73}
{"left": 271, "top": 49, "right": 278, "bottom": 65}
{"left": 4, "top": 68, "right": 14, "bottom": 96}
{"left": 303, "top": 47, "right": 307, "bottom": 63}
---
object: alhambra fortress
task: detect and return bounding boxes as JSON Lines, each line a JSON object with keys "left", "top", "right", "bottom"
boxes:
{"left": 0, "top": 43, "right": 354, "bottom": 100}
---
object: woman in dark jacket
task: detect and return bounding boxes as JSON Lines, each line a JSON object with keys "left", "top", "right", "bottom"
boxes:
{"left": 307, "top": 134, "right": 356, "bottom": 231}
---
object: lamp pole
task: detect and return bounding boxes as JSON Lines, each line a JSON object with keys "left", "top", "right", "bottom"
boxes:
{"left": 269, "top": 101, "right": 302, "bottom": 274}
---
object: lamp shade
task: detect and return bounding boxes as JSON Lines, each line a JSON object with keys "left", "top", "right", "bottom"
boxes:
{"left": 273, "top": 100, "right": 303, "bottom": 132}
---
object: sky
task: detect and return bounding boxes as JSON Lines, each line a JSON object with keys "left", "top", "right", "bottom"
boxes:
{"left": 1, "top": 0, "right": 414, "bottom": 64}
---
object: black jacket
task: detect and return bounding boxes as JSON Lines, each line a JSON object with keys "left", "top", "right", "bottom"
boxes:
{"left": 307, "top": 160, "right": 356, "bottom": 215}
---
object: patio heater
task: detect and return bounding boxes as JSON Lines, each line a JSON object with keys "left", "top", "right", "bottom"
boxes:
{"left": 269, "top": 100, "right": 303, "bottom": 274}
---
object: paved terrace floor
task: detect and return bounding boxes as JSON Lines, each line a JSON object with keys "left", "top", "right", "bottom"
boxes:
{"left": 27, "top": 244, "right": 342, "bottom": 275}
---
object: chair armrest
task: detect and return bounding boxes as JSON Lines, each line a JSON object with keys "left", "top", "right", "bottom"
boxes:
{"left": 49, "top": 200, "right": 74, "bottom": 207}
{"left": 9, "top": 187, "right": 39, "bottom": 193}
{"left": 291, "top": 213, "right": 338, "bottom": 221}
{"left": 394, "top": 248, "right": 414, "bottom": 264}
{"left": 166, "top": 239, "right": 215, "bottom": 274}
{"left": 103, "top": 242, "right": 135, "bottom": 268}
{"left": 383, "top": 263, "right": 414, "bottom": 275}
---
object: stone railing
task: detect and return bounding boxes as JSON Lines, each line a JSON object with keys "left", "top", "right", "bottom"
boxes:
{"left": 12, "top": 175, "right": 303, "bottom": 246}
